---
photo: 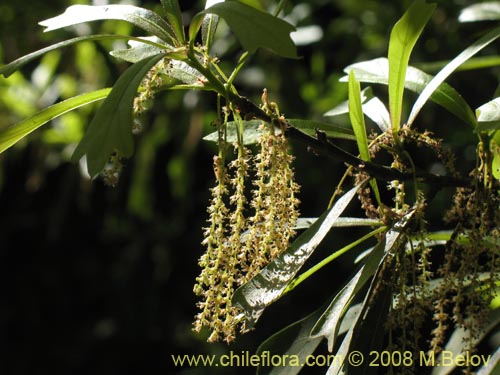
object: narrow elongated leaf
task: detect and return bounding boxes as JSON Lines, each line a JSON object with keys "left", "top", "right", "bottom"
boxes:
{"left": 286, "top": 119, "right": 355, "bottom": 140}
{"left": 342, "top": 58, "right": 477, "bottom": 128}
{"left": 200, "top": 2, "right": 297, "bottom": 58}
{"left": 256, "top": 309, "right": 324, "bottom": 375}
{"left": 233, "top": 182, "right": 364, "bottom": 328}
{"left": 348, "top": 71, "right": 370, "bottom": 161}
{"left": 72, "top": 54, "right": 165, "bottom": 177}
{"left": 294, "top": 217, "right": 383, "bottom": 230}
{"left": 202, "top": 0, "right": 224, "bottom": 49}
{"left": 476, "top": 96, "right": 500, "bottom": 132}
{"left": 0, "top": 34, "right": 166, "bottom": 78}
{"left": 459, "top": 2, "right": 500, "bottom": 23}
{"left": 327, "top": 210, "right": 415, "bottom": 375}
{"left": 408, "top": 26, "right": 500, "bottom": 127}
{"left": 39, "top": 5, "right": 178, "bottom": 46}
{"left": 388, "top": 0, "right": 435, "bottom": 133}
{"left": 310, "top": 241, "right": 385, "bottom": 351}
{"left": 0, "top": 88, "right": 110, "bottom": 153}
{"left": 203, "top": 120, "right": 273, "bottom": 145}
{"left": 325, "top": 87, "right": 390, "bottom": 132}
{"left": 313, "top": 210, "right": 414, "bottom": 353}
{"left": 110, "top": 37, "right": 165, "bottom": 63}
{"left": 160, "top": 0, "right": 185, "bottom": 43}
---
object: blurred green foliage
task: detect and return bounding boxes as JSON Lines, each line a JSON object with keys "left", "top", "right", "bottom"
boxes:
{"left": 0, "top": 1, "right": 499, "bottom": 374}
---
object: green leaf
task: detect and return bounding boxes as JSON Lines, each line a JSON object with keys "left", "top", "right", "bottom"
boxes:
{"left": 0, "top": 35, "right": 166, "bottom": 78}
{"left": 0, "top": 88, "right": 110, "bottom": 154}
{"left": 388, "top": 0, "right": 435, "bottom": 133}
{"left": 312, "top": 211, "right": 414, "bottom": 354}
{"left": 476, "top": 97, "right": 500, "bottom": 132}
{"left": 203, "top": 120, "right": 272, "bottom": 145}
{"left": 110, "top": 37, "right": 165, "bottom": 63}
{"left": 256, "top": 309, "right": 323, "bottom": 375}
{"left": 348, "top": 71, "right": 370, "bottom": 162}
{"left": 328, "top": 210, "right": 415, "bottom": 375}
{"left": 325, "top": 87, "right": 391, "bottom": 132}
{"left": 233, "top": 182, "right": 364, "bottom": 328}
{"left": 286, "top": 118, "right": 355, "bottom": 140}
{"left": 459, "top": 2, "right": 500, "bottom": 23}
{"left": 342, "top": 58, "right": 477, "bottom": 128}
{"left": 416, "top": 56, "right": 500, "bottom": 73}
{"left": 39, "top": 5, "right": 178, "bottom": 46}
{"left": 408, "top": 26, "right": 500, "bottom": 127}
{"left": 72, "top": 54, "right": 166, "bottom": 177}
{"left": 201, "top": 2, "right": 297, "bottom": 58}
{"left": 160, "top": 0, "right": 185, "bottom": 44}
{"left": 348, "top": 71, "right": 382, "bottom": 205}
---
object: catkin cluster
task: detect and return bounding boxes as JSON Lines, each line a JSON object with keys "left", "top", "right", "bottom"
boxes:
{"left": 193, "top": 119, "right": 300, "bottom": 343}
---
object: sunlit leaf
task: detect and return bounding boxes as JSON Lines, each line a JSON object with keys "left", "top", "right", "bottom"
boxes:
{"left": 167, "top": 60, "right": 206, "bottom": 85}
{"left": 348, "top": 71, "right": 370, "bottom": 162}
{"left": 72, "top": 54, "right": 166, "bottom": 177}
{"left": 110, "top": 37, "right": 164, "bottom": 63}
{"left": 476, "top": 97, "right": 500, "bottom": 132}
{"left": 324, "top": 87, "right": 390, "bottom": 132}
{"left": 408, "top": 26, "right": 500, "bottom": 127}
{"left": 0, "top": 35, "right": 166, "bottom": 78}
{"left": 342, "top": 58, "right": 477, "bottom": 128}
{"left": 160, "top": 0, "right": 185, "bottom": 43}
{"left": 203, "top": 120, "right": 272, "bottom": 145}
{"left": 388, "top": 0, "right": 435, "bottom": 133}
{"left": 39, "top": 5, "right": 178, "bottom": 46}
{"left": 202, "top": 0, "right": 224, "bottom": 49}
{"left": 233, "top": 182, "right": 364, "bottom": 328}
{"left": 459, "top": 2, "right": 500, "bottom": 23}
{"left": 294, "top": 217, "right": 383, "bottom": 230}
{"left": 200, "top": 1, "right": 297, "bottom": 58}
{"left": 0, "top": 88, "right": 110, "bottom": 153}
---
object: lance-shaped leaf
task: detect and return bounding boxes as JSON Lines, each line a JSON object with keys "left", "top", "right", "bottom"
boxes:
{"left": 312, "top": 210, "right": 414, "bottom": 353}
{"left": 459, "top": 2, "right": 500, "bottom": 23}
{"left": 39, "top": 5, "right": 178, "bottom": 46}
{"left": 476, "top": 97, "right": 500, "bottom": 132}
{"left": 110, "top": 37, "right": 165, "bottom": 63}
{"left": 408, "top": 26, "right": 500, "bottom": 127}
{"left": 0, "top": 34, "right": 166, "bottom": 78}
{"left": 196, "top": 1, "right": 297, "bottom": 58}
{"left": 327, "top": 211, "right": 415, "bottom": 375}
{"left": 388, "top": 0, "right": 435, "bottom": 133}
{"left": 324, "top": 87, "right": 390, "bottom": 132}
{"left": 233, "top": 182, "right": 363, "bottom": 328}
{"left": 0, "top": 88, "right": 110, "bottom": 154}
{"left": 160, "top": 0, "right": 185, "bottom": 44}
{"left": 256, "top": 309, "right": 324, "bottom": 375}
{"left": 342, "top": 58, "right": 477, "bottom": 128}
{"left": 72, "top": 54, "right": 166, "bottom": 177}
{"left": 348, "top": 71, "right": 370, "bottom": 162}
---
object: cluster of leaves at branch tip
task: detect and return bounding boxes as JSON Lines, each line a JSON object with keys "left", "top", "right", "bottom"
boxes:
{"left": 193, "top": 92, "right": 300, "bottom": 343}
